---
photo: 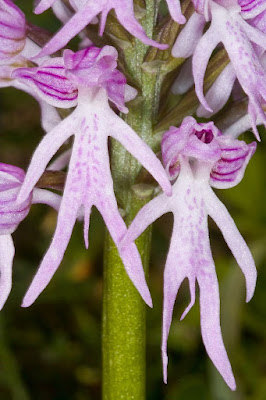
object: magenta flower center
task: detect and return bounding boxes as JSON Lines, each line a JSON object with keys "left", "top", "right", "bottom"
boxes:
{"left": 195, "top": 129, "right": 214, "bottom": 144}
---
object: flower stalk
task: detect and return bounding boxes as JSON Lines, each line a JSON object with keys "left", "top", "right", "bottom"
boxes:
{"left": 102, "top": 1, "right": 160, "bottom": 398}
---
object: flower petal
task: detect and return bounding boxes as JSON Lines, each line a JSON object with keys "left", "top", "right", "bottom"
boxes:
{"left": 239, "top": 0, "right": 266, "bottom": 19}
{"left": 115, "top": 3, "right": 168, "bottom": 50}
{"left": 210, "top": 138, "right": 256, "bottom": 188}
{"left": 32, "top": 188, "right": 61, "bottom": 211}
{"left": 162, "top": 228, "right": 188, "bottom": 383}
{"left": 172, "top": 12, "right": 205, "bottom": 58}
{"left": 121, "top": 193, "right": 170, "bottom": 248}
{"left": 17, "top": 111, "right": 78, "bottom": 204}
{"left": 224, "top": 113, "right": 265, "bottom": 138}
{"left": 205, "top": 188, "right": 257, "bottom": 302}
{"left": 12, "top": 60, "right": 78, "bottom": 108}
{"left": 197, "top": 266, "right": 236, "bottom": 390}
{"left": 35, "top": 0, "right": 57, "bottom": 14}
{"left": 172, "top": 58, "right": 194, "bottom": 95}
{"left": 33, "top": 2, "right": 103, "bottom": 58}
{"left": 197, "top": 63, "right": 236, "bottom": 118}
{"left": 0, "top": 234, "right": 14, "bottom": 310}
{"left": 165, "top": 0, "right": 186, "bottom": 24}
{"left": 192, "top": 25, "right": 220, "bottom": 112}
{"left": 22, "top": 156, "right": 84, "bottom": 307}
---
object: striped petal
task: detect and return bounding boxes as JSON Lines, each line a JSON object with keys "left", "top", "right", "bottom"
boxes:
{"left": 12, "top": 59, "right": 78, "bottom": 108}
{"left": 210, "top": 137, "right": 257, "bottom": 188}
{"left": 0, "top": 0, "right": 26, "bottom": 60}
{"left": 239, "top": 0, "right": 266, "bottom": 19}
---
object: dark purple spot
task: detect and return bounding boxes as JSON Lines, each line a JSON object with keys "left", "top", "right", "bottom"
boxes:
{"left": 195, "top": 129, "right": 214, "bottom": 144}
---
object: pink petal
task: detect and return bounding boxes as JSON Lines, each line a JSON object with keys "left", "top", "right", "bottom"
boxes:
{"left": 239, "top": 0, "right": 266, "bottom": 19}
{"left": 172, "top": 12, "right": 205, "bottom": 58}
{"left": 205, "top": 188, "right": 257, "bottom": 302}
{"left": 121, "top": 193, "right": 170, "bottom": 248}
{"left": 165, "top": 0, "right": 186, "bottom": 24}
{"left": 115, "top": 4, "right": 168, "bottom": 50}
{"left": 33, "top": 2, "right": 103, "bottom": 58}
{"left": 197, "top": 267, "right": 236, "bottom": 390}
{"left": 172, "top": 58, "right": 194, "bottom": 95}
{"left": 32, "top": 188, "right": 61, "bottom": 211}
{"left": 210, "top": 139, "right": 257, "bottom": 188}
{"left": 162, "top": 229, "right": 190, "bottom": 383}
{"left": 197, "top": 63, "right": 236, "bottom": 118}
{"left": 12, "top": 60, "right": 78, "bottom": 108}
{"left": 192, "top": 25, "right": 220, "bottom": 113}
{"left": 17, "top": 112, "right": 77, "bottom": 204}
{"left": 35, "top": 0, "right": 57, "bottom": 14}
{"left": 39, "top": 101, "right": 62, "bottom": 132}
{"left": 22, "top": 160, "right": 83, "bottom": 307}
{"left": 0, "top": 234, "right": 14, "bottom": 310}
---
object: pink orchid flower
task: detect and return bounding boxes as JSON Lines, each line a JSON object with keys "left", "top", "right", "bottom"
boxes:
{"left": 13, "top": 45, "right": 172, "bottom": 308}
{"left": 32, "top": 0, "right": 170, "bottom": 59}
{"left": 0, "top": 163, "right": 61, "bottom": 310}
{"left": 0, "top": 0, "right": 62, "bottom": 132}
{"left": 193, "top": 1, "right": 266, "bottom": 139}
{"left": 120, "top": 116, "right": 257, "bottom": 390}
{"left": 172, "top": 0, "right": 266, "bottom": 138}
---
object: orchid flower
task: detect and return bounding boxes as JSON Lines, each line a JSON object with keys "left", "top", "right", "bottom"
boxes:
{"left": 32, "top": 0, "right": 170, "bottom": 59}
{"left": 120, "top": 116, "right": 257, "bottom": 390}
{"left": 191, "top": 1, "right": 266, "bottom": 138}
{"left": 0, "top": 0, "right": 62, "bottom": 132}
{"left": 0, "top": 163, "right": 61, "bottom": 310}
{"left": 197, "top": 8, "right": 266, "bottom": 126}
{"left": 35, "top": 0, "right": 187, "bottom": 24}
{"left": 13, "top": 45, "right": 172, "bottom": 308}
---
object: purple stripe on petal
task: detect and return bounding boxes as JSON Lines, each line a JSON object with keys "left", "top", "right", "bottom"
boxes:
{"left": 0, "top": 163, "right": 32, "bottom": 234}
{"left": 0, "top": 0, "right": 25, "bottom": 58}
{"left": 210, "top": 139, "right": 256, "bottom": 189}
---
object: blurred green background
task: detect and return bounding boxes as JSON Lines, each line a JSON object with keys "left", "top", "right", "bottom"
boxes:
{"left": 0, "top": 2, "right": 266, "bottom": 399}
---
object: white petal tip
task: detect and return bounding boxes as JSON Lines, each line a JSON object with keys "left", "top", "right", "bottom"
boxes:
{"left": 21, "top": 294, "right": 35, "bottom": 308}
{"left": 21, "top": 300, "right": 31, "bottom": 308}
{"left": 147, "top": 297, "right": 153, "bottom": 308}
{"left": 142, "top": 290, "right": 153, "bottom": 308}
{"left": 178, "top": 16, "right": 186, "bottom": 25}
{"left": 228, "top": 378, "right": 237, "bottom": 391}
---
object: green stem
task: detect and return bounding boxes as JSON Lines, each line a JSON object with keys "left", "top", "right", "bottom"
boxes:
{"left": 102, "top": 2, "right": 159, "bottom": 399}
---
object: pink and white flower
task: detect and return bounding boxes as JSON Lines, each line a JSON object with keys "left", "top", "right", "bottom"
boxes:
{"left": 13, "top": 45, "right": 172, "bottom": 308}
{"left": 120, "top": 116, "right": 257, "bottom": 390}
{"left": 0, "top": 163, "right": 61, "bottom": 310}
{"left": 32, "top": 0, "right": 170, "bottom": 59}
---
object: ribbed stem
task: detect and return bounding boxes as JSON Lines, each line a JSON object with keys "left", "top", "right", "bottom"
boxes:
{"left": 102, "top": 1, "right": 159, "bottom": 399}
